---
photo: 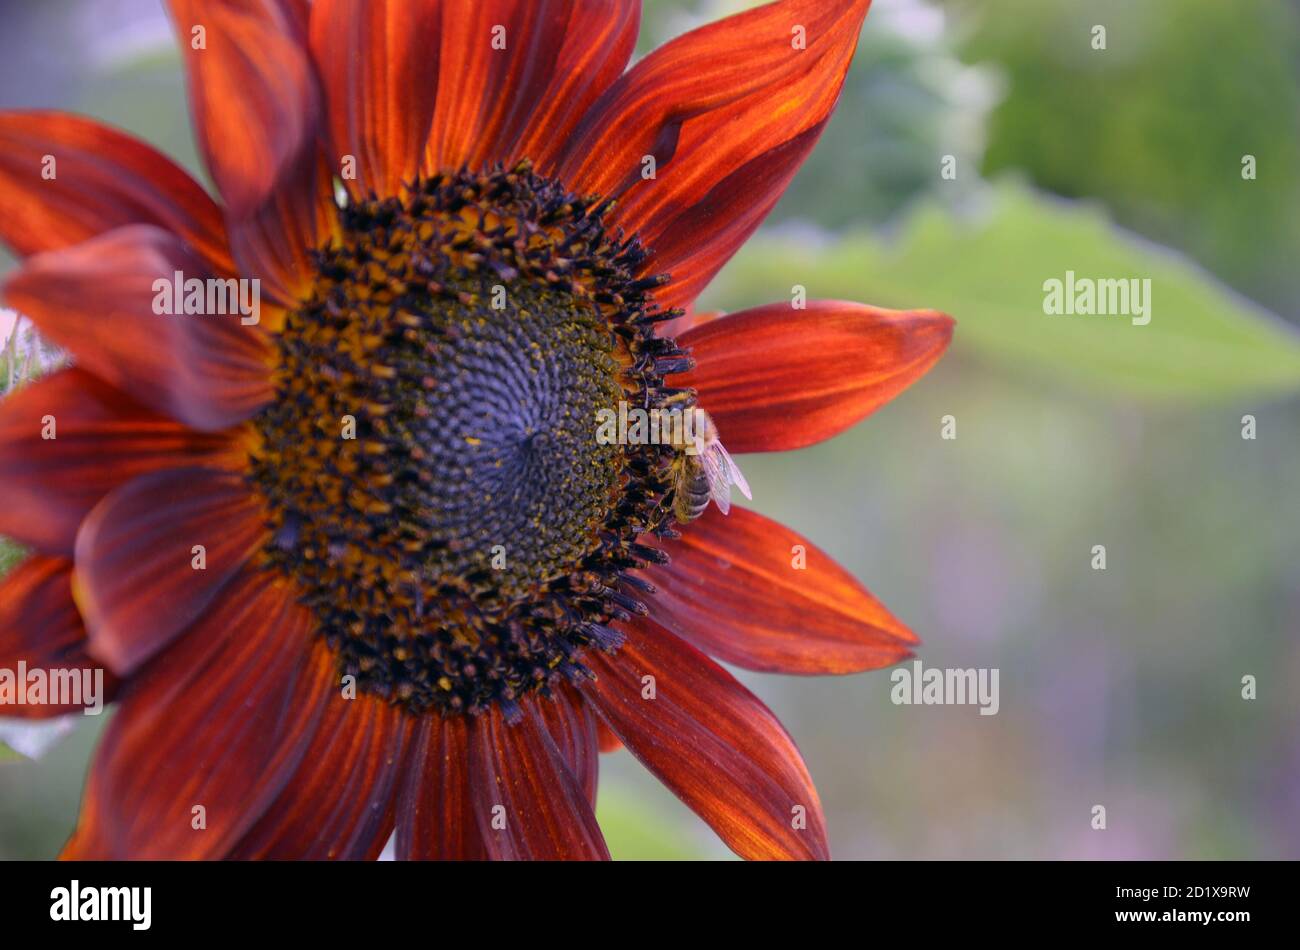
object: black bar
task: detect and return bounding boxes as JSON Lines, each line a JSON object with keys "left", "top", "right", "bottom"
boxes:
{"left": 0, "top": 860, "right": 1285, "bottom": 937}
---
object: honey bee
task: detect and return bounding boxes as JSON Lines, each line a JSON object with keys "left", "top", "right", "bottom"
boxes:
{"left": 668, "top": 408, "right": 751, "bottom": 523}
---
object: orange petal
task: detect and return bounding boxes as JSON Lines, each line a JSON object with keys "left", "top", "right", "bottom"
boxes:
{"left": 75, "top": 466, "right": 268, "bottom": 676}
{"left": 395, "top": 713, "right": 488, "bottom": 860}
{"left": 582, "top": 618, "right": 829, "bottom": 860}
{"left": 231, "top": 641, "right": 416, "bottom": 860}
{"left": 166, "top": 0, "right": 319, "bottom": 217}
{"left": 0, "top": 556, "right": 119, "bottom": 718}
{"left": 1, "top": 225, "right": 275, "bottom": 431}
{"left": 644, "top": 505, "right": 916, "bottom": 674}
{"left": 553, "top": 0, "right": 871, "bottom": 310}
{"left": 310, "top": 0, "right": 443, "bottom": 200}
{"left": 0, "top": 368, "right": 239, "bottom": 556}
{"left": 467, "top": 700, "right": 609, "bottom": 860}
{"left": 62, "top": 569, "right": 323, "bottom": 860}
{"left": 678, "top": 300, "right": 953, "bottom": 452}
{"left": 0, "top": 111, "right": 233, "bottom": 272}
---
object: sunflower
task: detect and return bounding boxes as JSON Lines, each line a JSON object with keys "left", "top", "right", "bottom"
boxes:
{"left": 0, "top": 0, "right": 952, "bottom": 860}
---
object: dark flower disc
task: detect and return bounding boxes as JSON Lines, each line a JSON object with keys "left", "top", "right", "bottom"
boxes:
{"left": 251, "top": 162, "right": 694, "bottom": 717}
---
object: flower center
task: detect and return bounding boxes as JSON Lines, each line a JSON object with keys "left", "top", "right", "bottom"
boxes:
{"left": 250, "top": 163, "right": 693, "bottom": 717}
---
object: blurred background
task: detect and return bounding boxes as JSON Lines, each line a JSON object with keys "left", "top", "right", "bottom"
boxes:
{"left": 2, "top": 0, "right": 1298, "bottom": 859}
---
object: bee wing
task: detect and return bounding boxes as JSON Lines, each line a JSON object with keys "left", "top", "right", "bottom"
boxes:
{"left": 700, "top": 440, "right": 752, "bottom": 516}
{"left": 716, "top": 442, "right": 752, "bottom": 501}
{"left": 699, "top": 446, "right": 733, "bottom": 515}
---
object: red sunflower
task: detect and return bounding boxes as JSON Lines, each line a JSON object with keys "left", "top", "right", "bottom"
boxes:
{"left": 0, "top": 0, "right": 952, "bottom": 860}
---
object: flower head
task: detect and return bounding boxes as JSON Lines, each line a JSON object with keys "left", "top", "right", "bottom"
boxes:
{"left": 0, "top": 0, "right": 952, "bottom": 860}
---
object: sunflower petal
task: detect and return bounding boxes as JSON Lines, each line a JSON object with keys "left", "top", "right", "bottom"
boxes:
{"left": 226, "top": 148, "right": 338, "bottom": 314}
{"left": 62, "top": 569, "right": 322, "bottom": 860}
{"left": 74, "top": 466, "right": 268, "bottom": 676}
{"left": 678, "top": 301, "right": 953, "bottom": 452}
{"left": 423, "top": 1, "right": 639, "bottom": 175}
{"left": 583, "top": 619, "right": 829, "bottom": 860}
{"left": 231, "top": 641, "right": 415, "bottom": 860}
{"left": 467, "top": 700, "right": 609, "bottom": 860}
{"left": 0, "top": 369, "right": 239, "bottom": 556}
{"left": 596, "top": 719, "right": 623, "bottom": 755}
{"left": 395, "top": 714, "right": 487, "bottom": 860}
{"left": 535, "top": 687, "right": 599, "bottom": 805}
{"left": 0, "top": 556, "right": 119, "bottom": 718}
{"left": 166, "top": 0, "right": 319, "bottom": 217}
{"left": 0, "top": 111, "right": 233, "bottom": 272}
{"left": 309, "top": 0, "right": 442, "bottom": 200}
{"left": 491, "top": 1, "right": 641, "bottom": 172}
{"left": 1, "top": 225, "right": 274, "bottom": 431}
{"left": 554, "top": 0, "right": 871, "bottom": 310}
{"left": 644, "top": 505, "right": 916, "bottom": 674}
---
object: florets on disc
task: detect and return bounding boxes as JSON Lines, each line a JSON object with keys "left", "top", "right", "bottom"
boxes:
{"left": 250, "top": 162, "right": 695, "bottom": 717}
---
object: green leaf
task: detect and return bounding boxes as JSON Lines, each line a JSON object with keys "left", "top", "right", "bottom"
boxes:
{"left": 702, "top": 181, "right": 1300, "bottom": 404}
{"left": 0, "top": 742, "right": 19, "bottom": 762}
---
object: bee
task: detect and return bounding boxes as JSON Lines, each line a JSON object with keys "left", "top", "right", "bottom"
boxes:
{"left": 668, "top": 408, "right": 752, "bottom": 523}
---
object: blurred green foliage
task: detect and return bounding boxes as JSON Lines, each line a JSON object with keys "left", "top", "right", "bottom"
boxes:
{"left": 771, "top": 1, "right": 996, "bottom": 227}
{"left": 948, "top": 0, "right": 1300, "bottom": 315}
{"left": 0, "top": 539, "right": 23, "bottom": 577}
{"left": 595, "top": 778, "right": 708, "bottom": 860}
{"left": 706, "top": 181, "right": 1300, "bottom": 403}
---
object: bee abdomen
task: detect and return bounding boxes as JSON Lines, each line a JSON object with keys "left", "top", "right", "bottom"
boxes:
{"left": 673, "top": 471, "right": 712, "bottom": 523}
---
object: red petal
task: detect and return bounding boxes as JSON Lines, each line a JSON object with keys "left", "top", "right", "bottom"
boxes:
{"left": 493, "top": 1, "right": 641, "bottom": 172}
{"left": 467, "top": 701, "right": 609, "bottom": 860}
{"left": 582, "top": 619, "right": 829, "bottom": 860}
{"left": 0, "top": 556, "right": 119, "bottom": 718}
{"left": 0, "top": 111, "right": 233, "bottom": 272}
{"left": 62, "top": 569, "right": 323, "bottom": 860}
{"left": 0, "top": 368, "right": 240, "bottom": 556}
{"left": 1, "top": 225, "right": 274, "bottom": 431}
{"left": 164, "top": 4, "right": 331, "bottom": 311}
{"left": 231, "top": 641, "right": 416, "bottom": 860}
{"left": 596, "top": 720, "right": 623, "bottom": 755}
{"left": 166, "top": 0, "right": 319, "bottom": 217}
{"left": 535, "top": 687, "right": 599, "bottom": 804}
{"left": 553, "top": 0, "right": 871, "bottom": 310}
{"left": 259, "top": 0, "right": 310, "bottom": 39}
{"left": 74, "top": 466, "right": 268, "bottom": 676}
{"left": 395, "top": 714, "right": 488, "bottom": 860}
{"left": 645, "top": 505, "right": 916, "bottom": 674}
{"left": 679, "top": 301, "right": 954, "bottom": 452}
{"left": 424, "top": 1, "right": 639, "bottom": 175}
{"left": 226, "top": 148, "right": 338, "bottom": 314}
{"left": 310, "top": 0, "right": 442, "bottom": 199}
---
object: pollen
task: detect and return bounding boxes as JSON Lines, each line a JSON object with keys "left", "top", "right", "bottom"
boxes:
{"left": 249, "top": 162, "right": 696, "bottom": 716}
